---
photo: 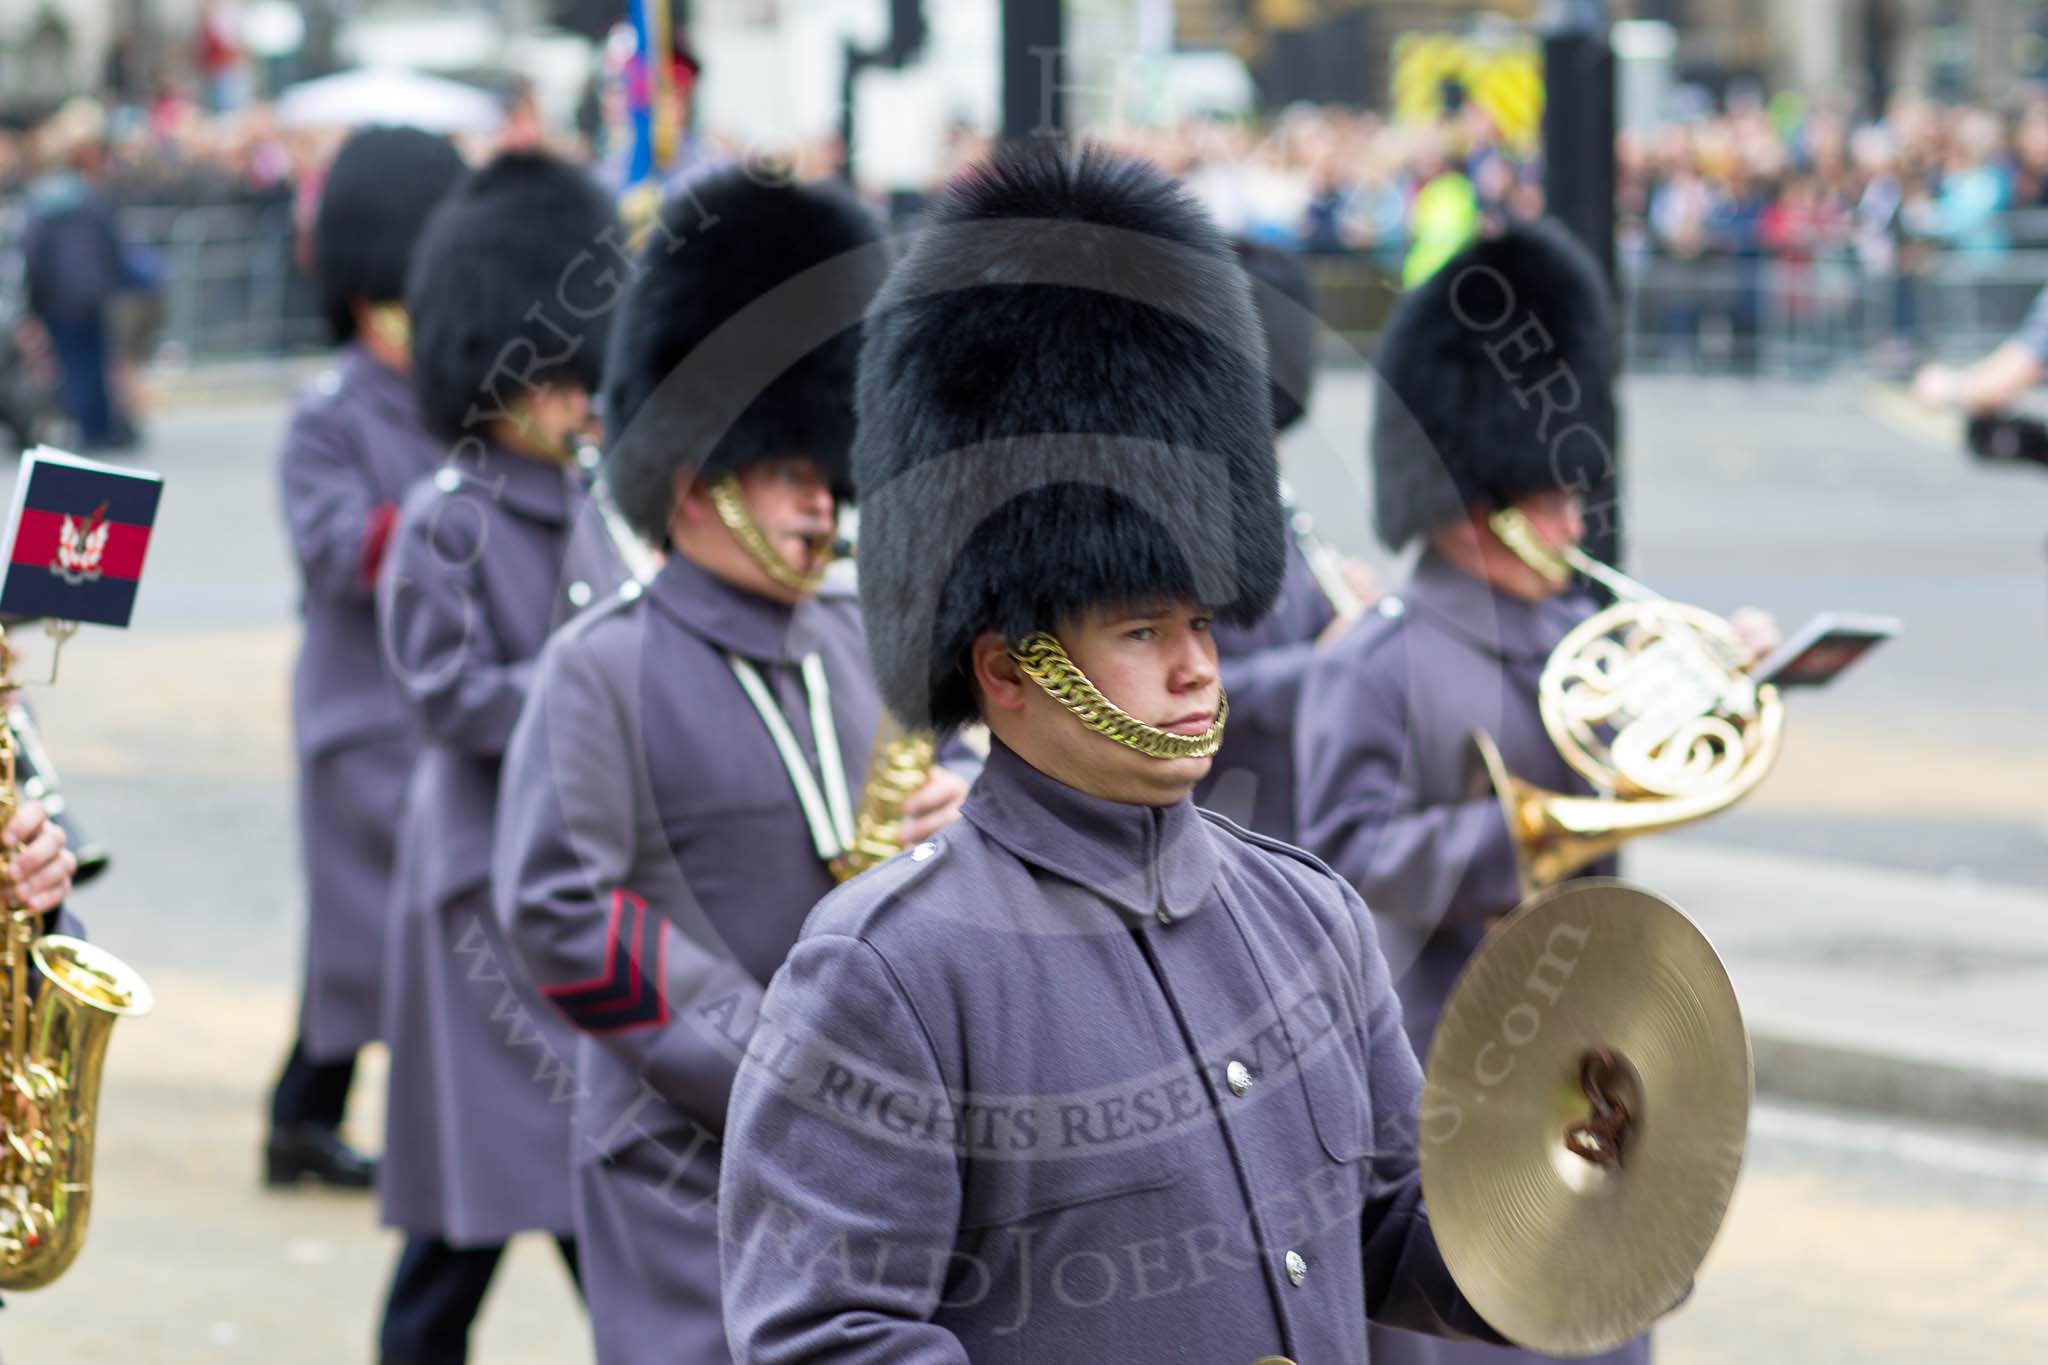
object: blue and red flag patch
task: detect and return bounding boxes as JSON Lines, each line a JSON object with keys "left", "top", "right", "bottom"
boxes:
{"left": 0, "top": 447, "right": 162, "bottom": 628}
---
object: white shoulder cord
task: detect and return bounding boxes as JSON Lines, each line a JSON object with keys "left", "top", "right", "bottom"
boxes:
{"left": 726, "top": 651, "right": 856, "bottom": 864}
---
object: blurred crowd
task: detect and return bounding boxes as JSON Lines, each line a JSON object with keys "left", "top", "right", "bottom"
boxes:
{"left": 11, "top": 67, "right": 2048, "bottom": 273}
{"left": 9, "top": 42, "right": 2048, "bottom": 409}
{"left": 1092, "top": 91, "right": 2048, "bottom": 269}
{"left": 1084, "top": 90, "right": 2048, "bottom": 367}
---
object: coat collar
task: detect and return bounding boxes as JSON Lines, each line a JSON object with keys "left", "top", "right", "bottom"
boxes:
{"left": 962, "top": 740, "right": 1221, "bottom": 926}
{"left": 446, "top": 440, "right": 581, "bottom": 526}
{"left": 646, "top": 552, "right": 851, "bottom": 664}
{"left": 340, "top": 343, "right": 418, "bottom": 426}
{"left": 1401, "top": 548, "right": 1590, "bottom": 665}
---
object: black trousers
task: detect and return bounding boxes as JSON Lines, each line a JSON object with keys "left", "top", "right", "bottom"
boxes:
{"left": 378, "top": 1235, "right": 582, "bottom": 1365}
{"left": 268, "top": 1038, "right": 355, "bottom": 1129}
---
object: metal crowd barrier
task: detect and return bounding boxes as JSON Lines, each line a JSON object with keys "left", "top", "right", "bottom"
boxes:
{"left": 13, "top": 195, "right": 2048, "bottom": 376}
{"left": 1618, "top": 249, "right": 2048, "bottom": 374}
{"left": 118, "top": 198, "right": 328, "bottom": 363}
{"left": 1295, "top": 247, "right": 2048, "bottom": 377}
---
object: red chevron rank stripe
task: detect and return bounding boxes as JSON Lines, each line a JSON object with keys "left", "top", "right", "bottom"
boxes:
{"left": 542, "top": 888, "right": 671, "bottom": 1033}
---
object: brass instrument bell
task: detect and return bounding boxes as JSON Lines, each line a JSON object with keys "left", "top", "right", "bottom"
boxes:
{"left": 1472, "top": 510, "right": 1785, "bottom": 894}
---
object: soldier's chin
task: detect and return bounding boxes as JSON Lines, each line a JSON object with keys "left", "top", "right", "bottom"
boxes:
{"left": 780, "top": 535, "right": 826, "bottom": 575}
{"left": 1127, "top": 749, "right": 1211, "bottom": 799}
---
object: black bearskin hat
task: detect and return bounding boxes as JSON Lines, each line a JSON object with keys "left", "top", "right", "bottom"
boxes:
{"left": 406, "top": 150, "right": 619, "bottom": 446}
{"left": 1370, "top": 219, "right": 1615, "bottom": 550}
{"left": 855, "top": 143, "right": 1284, "bottom": 733}
{"left": 1234, "top": 237, "right": 1319, "bottom": 433}
{"left": 312, "top": 126, "right": 465, "bottom": 344}
{"left": 603, "top": 169, "right": 888, "bottom": 545}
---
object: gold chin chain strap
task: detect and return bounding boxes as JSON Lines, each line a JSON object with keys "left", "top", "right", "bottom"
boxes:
{"left": 1009, "top": 632, "right": 1228, "bottom": 760}
{"left": 709, "top": 474, "right": 827, "bottom": 595}
{"left": 366, "top": 302, "right": 410, "bottom": 356}
{"left": 1489, "top": 506, "right": 1573, "bottom": 586}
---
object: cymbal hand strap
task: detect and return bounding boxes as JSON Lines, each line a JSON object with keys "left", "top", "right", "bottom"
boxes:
{"left": 1563, "top": 1048, "right": 1632, "bottom": 1169}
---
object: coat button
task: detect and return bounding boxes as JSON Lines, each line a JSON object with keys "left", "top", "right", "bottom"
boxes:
{"left": 911, "top": 841, "right": 937, "bottom": 863}
{"left": 433, "top": 467, "right": 461, "bottom": 493}
{"left": 1285, "top": 1250, "right": 1307, "bottom": 1287}
{"left": 1377, "top": 595, "right": 1405, "bottom": 619}
{"left": 1155, "top": 908, "right": 1172, "bottom": 926}
{"left": 620, "top": 580, "right": 644, "bottom": 601}
{"left": 567, "top": 580, "right": 592, "bottom": 607}
{"left": 1226, "top": 1060, "right": 1253, "bottom": 1096}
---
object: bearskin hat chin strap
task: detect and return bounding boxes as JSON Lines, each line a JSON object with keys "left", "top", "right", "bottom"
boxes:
{"left": 365, "top": 303, "right": 410, "bottom": 358}
{"left": 1488, "top": 507, "right": 1574, "bottom": 587}
{"left": 709, "top": 474, "right": 828, "bottom": 595}
{"left": 1008, "top": 632, "right": 1228, "bottom": 760}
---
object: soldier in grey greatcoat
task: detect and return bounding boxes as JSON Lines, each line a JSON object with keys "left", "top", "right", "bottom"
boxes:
{"left": 266, "top": 126, "right": 465, "bottom": 1192}
{"left": 1195, "top": 239, "right": 1373, "bottom": 841}
{"left": 717, "top": 144, "right": 1539, "bottom": 1365}
{"left": 1295, "top": 221, "right": 1750, "bottom": 1365}
{"left": 492, "top": 170, "right": 974, "bottom": 1365}
{"left": 371, "top": 150, "right": 620, "bottom": 1365}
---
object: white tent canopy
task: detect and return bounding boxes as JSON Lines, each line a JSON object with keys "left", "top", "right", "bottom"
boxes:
{"left": 277, "top": 67, "right": 504, "bottom": 134}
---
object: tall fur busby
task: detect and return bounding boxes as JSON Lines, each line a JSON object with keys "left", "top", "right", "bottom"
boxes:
{"left": 1234, "top": 237, "right": 1319, "bottom": 433}
{"left": 312, "top": 126, "right": 466, "bottom": 344}
{"left": 405, "top": 150, "right": 619, "bottom": 446}
{"left": 855, "top": 143, "right": 1285, "bottom": 732}
{"left": 1370, "top": 218, "right": 1615, "bottom": 550}
{"left": 602, "top": 169, "right": 888, "bottom": 545}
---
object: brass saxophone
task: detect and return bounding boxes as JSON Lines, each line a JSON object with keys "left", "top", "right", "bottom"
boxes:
{"left": 828, "top": 714, "right": 937, "bottom": 883}
{"left": 0, "top": 633, "right": 152, "bottom": 1289}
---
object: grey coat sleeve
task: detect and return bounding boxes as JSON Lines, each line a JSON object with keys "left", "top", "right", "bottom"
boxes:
{"left": 1294, "top": 642, "right": 1521, "bottom": 934}
{"left": 494, "top": 640, "right": 767, "bottom": 1138}
{"left": 279, "top": 398, "right": 391, "bottom": 603}
{"left": 720, "top": 932, "right": 970, "bottom": 1365}
{"left": 376, "top": 494, "right": 533, "bottom": 757}
{"left": 1339, "top": 877, "right": 1508, "bottom": 1344}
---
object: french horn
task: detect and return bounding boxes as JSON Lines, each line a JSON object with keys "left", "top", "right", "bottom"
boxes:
{"left": 1471, "top": 509, "right": 1785, "bottom": 895}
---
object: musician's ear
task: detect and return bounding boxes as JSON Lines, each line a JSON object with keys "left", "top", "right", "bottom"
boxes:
{"left": 670, "top": 468, "right": 713, "bottom": 525}
{"left": 968, "top": 633, "right": 1028, "bottom": 715}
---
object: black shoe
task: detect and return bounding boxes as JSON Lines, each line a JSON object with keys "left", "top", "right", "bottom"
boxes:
{"left": 263, "top": 1123, "right": 378, "bottom": 1190}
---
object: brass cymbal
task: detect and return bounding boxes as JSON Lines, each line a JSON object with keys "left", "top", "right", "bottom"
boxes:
{"left": 1418, "top": 880, "right": 1752, "bottom": 1357}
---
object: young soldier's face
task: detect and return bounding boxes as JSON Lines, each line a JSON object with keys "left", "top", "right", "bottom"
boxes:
{"left": 1517, "top": 488, "right": 1586, "bottom": 557}
{"left": 501, "top": 382, "right": 591, "bottom": 459}
{"left": 1456, "top": 488, "right": 1588, "bottom": 603}
{"left": 673, "top": 455, "right": 838, "bottom": 604}
{"left": 992, "top": 600, "right": 1222, "bottom": 806}
{"left": 739, "top": 455, "right": 839, "bottom": 595}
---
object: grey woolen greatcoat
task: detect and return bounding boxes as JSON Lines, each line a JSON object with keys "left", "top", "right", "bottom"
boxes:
{"left": 278, "top": 345, "right": 442, "bottom": 1060}
{"left": 373, "top": 442, "right": 624, "bottom": 1246}
{"left": 492, "top": 554, "right": 891, "bottom": 1364}
{"left": 1195, "top": 534, "right": 1335, "bottom": 842}
{"left": 718, "top": 740, "right": 1509, "bottom": 1364}
{"left": 1294, "top": 549, "right": 1643, "bottom": 1365}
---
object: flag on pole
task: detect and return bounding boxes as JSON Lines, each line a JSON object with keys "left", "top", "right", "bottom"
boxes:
{"left": 0, "top": 446, "right": 163, "bottom": 628}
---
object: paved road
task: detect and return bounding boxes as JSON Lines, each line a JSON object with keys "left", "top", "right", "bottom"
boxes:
{"left": 0, "top": 372, "right": 2039, "bottom": 1358}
